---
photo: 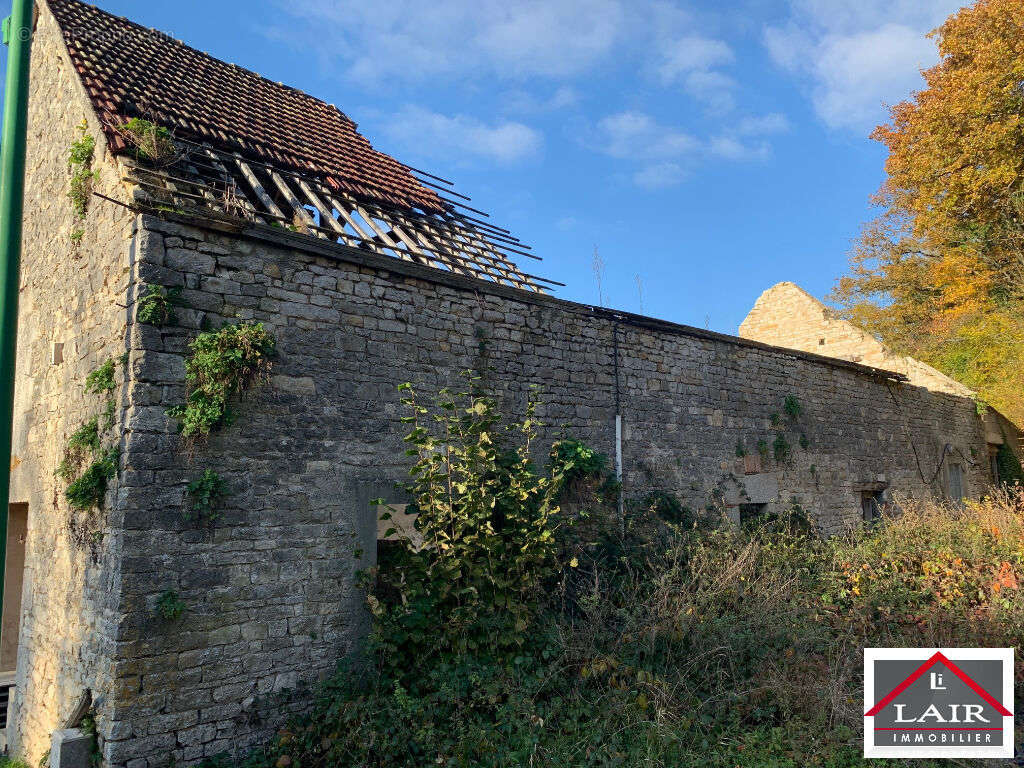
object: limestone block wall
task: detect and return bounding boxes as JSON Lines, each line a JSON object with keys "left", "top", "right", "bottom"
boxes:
{"left": 7, "top": 6, "right": 136, "bottom": 763}
{"left": 739, "top": 282, "right": 974, "bottom": 397}
{"left": 97, "top": 213, "right": 996, "bottom": 766}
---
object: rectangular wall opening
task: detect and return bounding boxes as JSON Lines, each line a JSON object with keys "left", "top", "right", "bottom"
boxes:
{"left": 0, "top": 503, "right": 27, "bottom": 729}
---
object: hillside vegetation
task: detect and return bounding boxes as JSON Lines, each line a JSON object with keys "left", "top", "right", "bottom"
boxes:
{"left": 206, "top": 382, "right": 1024, "bottom": 768}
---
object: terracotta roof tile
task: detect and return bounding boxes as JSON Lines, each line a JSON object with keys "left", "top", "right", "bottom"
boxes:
{"left": 45, "top": 0, "right": 444, "bottom": 213}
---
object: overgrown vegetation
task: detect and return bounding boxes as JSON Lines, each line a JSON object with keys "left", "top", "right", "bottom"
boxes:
{"left": 167, "top": 323, "right": 275, "bottom": 440}
{"left": 155, "top": 590, "right": 186, "bottom": 621}
{"left": 67, "top": 121, "right": 97, "bottom": 229}
{"left": 58, "top": 360, "right": 121, "bottom": 513}
{"left": 84, "top": 358, "right": 116, "bottom": 394}
{"left": 116, "top": 117, "right": 177, "bottom": 165}
{"left": 186, "top": 469, "right": 226, "bottom": 523}
{"left": 201, "top": 383, "right": 1024, "bottom": 768}
{"left": 64, "top": 448, "right": 119, "bottom": 512}
{"left": 137, "top": 285, "right": 180, "bottom": 326}
{"left": 996, "top": 441, "right": 1024, "bottom": 485}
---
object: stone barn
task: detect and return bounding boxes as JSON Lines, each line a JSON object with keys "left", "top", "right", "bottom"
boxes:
{"left": 1, "top": 0, "right": 1020, "bottom": 766}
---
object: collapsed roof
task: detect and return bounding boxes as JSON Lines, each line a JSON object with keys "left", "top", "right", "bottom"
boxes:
{"left": 46, "top": 0, "right": 556, "bottom": 292}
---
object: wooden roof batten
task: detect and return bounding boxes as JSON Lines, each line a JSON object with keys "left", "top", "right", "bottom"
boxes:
{"left": 121, "top": 133, "right": 557, "bottom": 293}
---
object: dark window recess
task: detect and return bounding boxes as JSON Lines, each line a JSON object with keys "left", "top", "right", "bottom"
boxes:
{"left": 989, "top": 445, "right": 1000, "bottom": 482}
{"left": 861, "top": 491, "right": 884, "bottom": 526}
{"left": 0, "top": 683, "right": 12, "bottom": 728}
{"left": 818, "top": 338, "right": 826, "bottom": 346}
{"left": 739, "top": 503, "right": 768, "bottom": 523}
{"left": 948, "top": 463, "right": 964, "bottom": 500}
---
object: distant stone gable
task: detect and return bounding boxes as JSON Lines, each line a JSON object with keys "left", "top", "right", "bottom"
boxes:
{"left": 739, "top": 282, "right": 974, "bottom": 398}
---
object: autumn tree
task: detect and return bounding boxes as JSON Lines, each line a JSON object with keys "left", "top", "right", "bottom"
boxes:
{"left": 833, "top": 0, "right": 1024, "bottom": 423}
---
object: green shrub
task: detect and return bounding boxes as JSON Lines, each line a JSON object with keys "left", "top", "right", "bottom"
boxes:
{"left": 65, "top": 447, "right": 119, "bottom": 511}
{"left": 772, "top": 433, "right": 791, "bottom": 464}
{"left": 84, "top": 359, "right": 116, "bottom": 394}
{"left": 136, "top": 284, "right": 179, "bottom": 326}
{"left": 783, "top": 394, "right": 802, "bottom": 419}
{"left": 155, "top": 590, "right": 186, "bottom": 621}
{"left": 186, "top": 469, "right": 226, "bottom": 523}
{"left": 168, "top": 323, "right": 275, "bottom": 439}
{"left": 372, "top": 378, "right": 560, "bottom": 664}
{"left": 66, "top": 418, "right": 100, "bottom": 456}
{"left": 550, "top": 437, "right": 608, "bottom": 485}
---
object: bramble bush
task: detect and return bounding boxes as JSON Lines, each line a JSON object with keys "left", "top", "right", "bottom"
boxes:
{"left": 205, "top": 381, "right": 1024, "bottom": 768}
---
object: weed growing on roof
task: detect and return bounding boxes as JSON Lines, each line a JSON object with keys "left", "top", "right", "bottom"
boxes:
{"left": 155, "top": 590, "right": 186, "bottom": 621}
{"left": 118, "top": 117, "right": 177, "bottom": 165}
{"left": 67, "top": 121, "right": 98, "bottom": 224}
{"left": 137, "top": 285, "right": 180, "bottom": 326}
{"left": 186, "top": 469, "right": 227, "bottom": 523}
{"left": 168, "top": 323, "right": 275, "bottom": 440}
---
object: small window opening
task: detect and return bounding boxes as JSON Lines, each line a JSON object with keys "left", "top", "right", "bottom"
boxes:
{"left": 861, "top": 490, "right": 884, "bottom": 527}
{"left": 739, "top": 503, "right": 767, "bottom": 524}
{"left": 818, "top": 338, "right": 826, "bottom": 346}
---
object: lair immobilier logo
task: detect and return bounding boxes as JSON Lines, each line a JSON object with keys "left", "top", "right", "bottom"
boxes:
{"left": 864, "top": 648, "right": 1013, "bottom": 758}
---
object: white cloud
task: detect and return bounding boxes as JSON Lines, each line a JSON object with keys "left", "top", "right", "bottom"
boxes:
{"left": 270, "top": 0, "right": 625, "bottom": 84}
{"left": 596, "top": 112, "right": 699, "bottom": 161}
{"left": 592, "top": 109, "right": 781, "bottom": 189}
{"left": 503, "top": 86, "right": 580, "bottom": 114}
{"left": 655, "top": 36, "right": 734, "bottom": 84}
{"left": 765, "top": 0, "right": 967, "bottom": 131}
{"left": 633, "top": 162, "right": 687, "bottom": 190}
{"left": 708, "top": 136, "right": 769, "bottom": 161}
{"left": 382, "top": 107, "right": 542, "bottom": 164}
{"left": 654, "top": 35, "right": 736, "bottom": 112}
{"left": 734, "top": 112, "right": 790, "bottom": 135}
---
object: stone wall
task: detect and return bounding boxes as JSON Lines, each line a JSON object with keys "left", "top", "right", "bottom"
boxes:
{"left": 8, "top": 5, "right": 136, "bottom": 762}
{"left": 739, "top": 282, "right": 974, "bottom": 397}
{"left": 7, "top": 7, "right": 1011, "bottom": 764}
{"left": 98, "top": 213, "right": 997, "bottom": 766}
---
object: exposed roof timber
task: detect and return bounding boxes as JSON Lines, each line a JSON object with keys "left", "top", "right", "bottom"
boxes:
{"left": 119, "top": 132, "right": 559, "bottom": 291}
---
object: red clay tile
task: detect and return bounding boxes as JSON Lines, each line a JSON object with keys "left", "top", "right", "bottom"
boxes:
{"left": 45, "top": 0, "right": 444, "bottom": 214}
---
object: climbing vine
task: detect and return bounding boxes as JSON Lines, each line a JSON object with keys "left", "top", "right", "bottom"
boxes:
{"left": 67, "top": 121, "right": 97, "bottom": 238}
{"left": 167, "top": 322, "right": 275, "bottom": 440}
{"left": 57, "top": 359, "right": 121, "bottom": 514}
{"left": 186, "top": 469, "right": 226, "bottom": 523}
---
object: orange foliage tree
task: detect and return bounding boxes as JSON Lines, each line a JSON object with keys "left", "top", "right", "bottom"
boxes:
{"left": 833, "top": 0, "right": 1024, "bottom": 423}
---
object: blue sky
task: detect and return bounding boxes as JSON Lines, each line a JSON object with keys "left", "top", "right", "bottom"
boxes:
{"left": 6, "top": 0, "right": 969, "bottom": 332}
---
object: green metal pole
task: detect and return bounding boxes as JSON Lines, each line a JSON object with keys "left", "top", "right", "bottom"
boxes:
{"left": 0, "top": 0, "right": 35, "bottom": 645}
